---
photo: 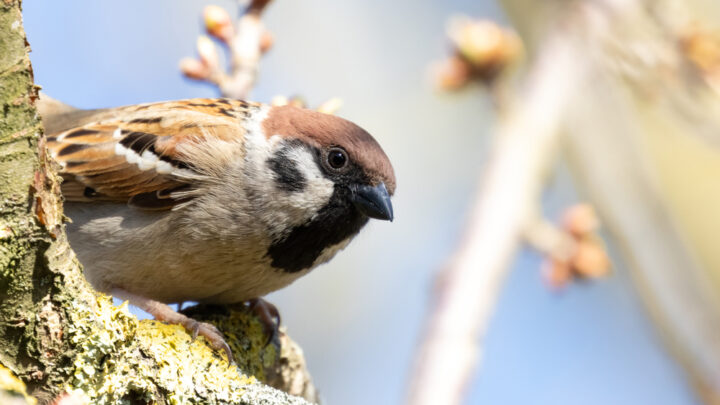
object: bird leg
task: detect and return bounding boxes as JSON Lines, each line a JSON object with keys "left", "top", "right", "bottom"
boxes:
{"left": 111, "top": 288, "right": 234, "bottom": 362}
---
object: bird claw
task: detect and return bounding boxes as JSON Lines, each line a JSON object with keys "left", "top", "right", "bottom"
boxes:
{"left": 182, "top": 318, "right": 234, "bottom": 363}
{"left": 247, "top": 298, "right": 281, "bottom": 346}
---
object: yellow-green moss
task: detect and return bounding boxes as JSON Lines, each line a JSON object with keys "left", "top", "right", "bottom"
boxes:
{"left": 65, "top": 295, "right": 260, "bottom": 404}
{"left": 184, "top": 306, "right": 279, "bottom": 381}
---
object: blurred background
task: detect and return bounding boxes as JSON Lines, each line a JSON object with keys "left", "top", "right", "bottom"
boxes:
{"left": 23, "top": 1, "right": 709, "bottom": 404}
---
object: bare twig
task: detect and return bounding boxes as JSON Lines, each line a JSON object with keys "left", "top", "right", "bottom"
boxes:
{"left": 181, "top": 0, "right": 273, "bottom": 99}
{"left": 407, "top": 34, "right": 583, "bottom": 405}
{"left": 433, "top": 17, "right": 522, "bottom": 105}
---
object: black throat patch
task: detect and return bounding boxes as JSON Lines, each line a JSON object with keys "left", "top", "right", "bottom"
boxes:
{"left": 266, "top": 187, "right": 369, "bottom": 273}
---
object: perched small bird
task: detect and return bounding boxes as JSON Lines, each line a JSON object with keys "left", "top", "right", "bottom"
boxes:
{"left": 39, "top": 96, "right": 395, "bottom": 357}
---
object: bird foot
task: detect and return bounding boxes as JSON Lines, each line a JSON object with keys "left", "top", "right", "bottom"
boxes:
{"left": 111, "top": 288, "right": 234, "bottom": 363}
{"left": 181, "top": 318, "right": 234, "bottom": 362}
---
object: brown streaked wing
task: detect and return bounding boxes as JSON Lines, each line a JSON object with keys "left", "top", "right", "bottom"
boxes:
{"left": 45, "top": 98, "right": 257, "bottom": 209}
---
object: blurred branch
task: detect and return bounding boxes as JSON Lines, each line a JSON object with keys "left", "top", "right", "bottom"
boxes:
{"left": 407, "top": 33, "right": 583, "bottom": 405}
{"left": 411, "top": 0, "right": 720, "bottom": 403}
{"left": 556, "top": 1, "right": 720, "bottom": 399}
{"left": 181, "top": 0, "right": 273, "bottom": 99}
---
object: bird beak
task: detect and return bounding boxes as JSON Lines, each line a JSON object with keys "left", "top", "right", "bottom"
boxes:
{"left": 351, "top": 182, "right": 394, "bottom": 221}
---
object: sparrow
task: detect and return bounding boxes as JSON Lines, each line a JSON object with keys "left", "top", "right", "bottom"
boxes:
{"left": 38, "top": 95, "right": 395, "bottom": 358}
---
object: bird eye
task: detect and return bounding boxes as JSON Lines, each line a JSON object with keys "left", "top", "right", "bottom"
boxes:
{"left": 327, "top": 148, "right": 348, "bottom": 170}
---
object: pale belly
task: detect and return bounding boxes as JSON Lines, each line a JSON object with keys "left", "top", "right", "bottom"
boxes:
{"left": 64, "top": 202, "right": 315, "bottom": 304}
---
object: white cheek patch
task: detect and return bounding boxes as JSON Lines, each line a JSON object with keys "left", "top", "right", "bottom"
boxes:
{"left": 268, "top": 137, "right": 334, "bottom": 204}
{"left": 240, "top": 112, "right": 335, "bottom": 233}
{"left": 281, "top": 146, "right": 335, "bottom": 206}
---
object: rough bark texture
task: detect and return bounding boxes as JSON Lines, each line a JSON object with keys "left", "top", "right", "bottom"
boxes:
{"left": 0, "top": 2, "right": 315, "bottom": 404}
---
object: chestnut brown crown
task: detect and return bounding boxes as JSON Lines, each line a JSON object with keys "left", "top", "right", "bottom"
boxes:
{"left": 262, "top": 105, "right": 396, "bottom": 195}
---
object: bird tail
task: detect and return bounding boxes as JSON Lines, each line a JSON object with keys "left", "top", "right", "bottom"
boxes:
{"left": 37, "top": 93, "right": 78, "bottom": 116}
{"left": 37, "top": 93, "right": 108, "bottom": 134}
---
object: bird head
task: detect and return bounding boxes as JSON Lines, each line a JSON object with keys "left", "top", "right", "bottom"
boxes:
{"left": 258, "top": 105, "right": 396, "bottom": 272}
{"left": 262, "top": 105, "right": 395, "bottom": 221}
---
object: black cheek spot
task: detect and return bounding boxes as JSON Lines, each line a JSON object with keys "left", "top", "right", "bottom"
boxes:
{"left": 266, "top": 189, "right": 369, "bottom": 273}
{"left": 267, "top": 149, "right": 306, "bottom": 193}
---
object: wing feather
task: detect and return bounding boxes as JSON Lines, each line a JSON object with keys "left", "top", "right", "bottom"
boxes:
{"left": 45, "top": 98, "right": 260, "bottom": 209}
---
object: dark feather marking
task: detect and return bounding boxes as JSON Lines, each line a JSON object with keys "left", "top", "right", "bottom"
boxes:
{"left": 267, "top": 143, "right": 306, "bottom": 192}
{"left": 187, "top": 102, "right": 218, "bottom": 107}
{"left": 176, "top": 160, "right": 191, "bottom": 170}
{"left": 217, "top": 99, "right": 232, "bottom": 105}
{"left": 65, "top": 161, "right": 87, "bottom": 169}
{"left": 58, "top": 143, "right": 89, "bottom": 156}
{"left": 157, "top": 184, "right": 191, "bottom": 198}
{"left": 83, "top": 187, "right": 99, "bottom": 198}
{"left": 129, "top": 117, "right": 162, "bottom": 124}
{"left": 218, "top": 108, "right": 235, "bottom": 118}
{"left": 156, "top": 153, "right": 191, "bottom": 170}
{"left": 120, "top": 131, "right": 157, "bottom": 154}
{"left": 266, "top": 187, "right": 368, "bottom": 273}
{"left": 64, "top": 128, "right": 100, "bottom": 138}
{"left": 46, "top": 136, "right": 57, "bottom": 142}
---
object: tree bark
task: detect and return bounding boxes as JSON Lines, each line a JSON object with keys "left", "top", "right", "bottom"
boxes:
{"left": 0, "top": 2, "right": 315, "bottom": 404}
